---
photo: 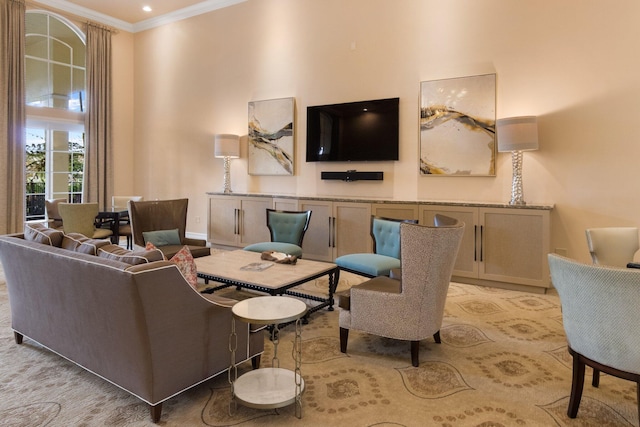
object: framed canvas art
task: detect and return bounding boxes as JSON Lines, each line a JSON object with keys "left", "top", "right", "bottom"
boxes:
{"left": 248, "top": 97, "right": 295, "bottom": 176}
{"left": 419, "top": 74, "right": 496, "bottom": 176}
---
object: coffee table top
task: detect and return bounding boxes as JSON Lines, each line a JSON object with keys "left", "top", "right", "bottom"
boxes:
{"left": 195, "top": 250, "right": 337, "bottom": 291}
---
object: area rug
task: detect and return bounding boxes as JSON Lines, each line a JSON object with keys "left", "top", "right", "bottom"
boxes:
{"left": 0, "top": 263, "right": 637, "bottom": 426}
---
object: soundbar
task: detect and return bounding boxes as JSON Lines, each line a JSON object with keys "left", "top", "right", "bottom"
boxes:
{"left": 321, "top": 170, "right": 384, "bottom": 182}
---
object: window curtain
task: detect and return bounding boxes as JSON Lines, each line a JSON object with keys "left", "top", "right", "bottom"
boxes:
{"left": 84, "top": 23, "right": 113, "bottom": 210}
{"left": 0, "top": 0, "right": 26, "bottom": 234}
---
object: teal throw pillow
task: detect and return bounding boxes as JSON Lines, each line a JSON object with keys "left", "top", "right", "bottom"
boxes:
{"left": 143, "top": 228, "right": 181, "bottom": 247}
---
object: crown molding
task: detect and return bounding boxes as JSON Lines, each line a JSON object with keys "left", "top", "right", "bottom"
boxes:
{"left": 31, "top": 0, "right": 246, "bottom": 33}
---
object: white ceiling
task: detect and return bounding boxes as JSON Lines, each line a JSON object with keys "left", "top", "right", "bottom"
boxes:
{"left": 32, "top": 0, "right": 246, "bottom": 32}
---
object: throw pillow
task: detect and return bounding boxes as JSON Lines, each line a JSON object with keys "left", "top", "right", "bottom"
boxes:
{"left": 24, "top": 222, "right": 64, "bottom": 247}
{"left": 61, "top": 233, "right": 111, "bottom": 255}
{"left": 97, "top": 244, "right": 165, "bottom": 265}
{"left": 142, "top": 229, "right": 181, "bottom": 247}
{"left": 170, "top": 245, "right": 198, "bottom": 290}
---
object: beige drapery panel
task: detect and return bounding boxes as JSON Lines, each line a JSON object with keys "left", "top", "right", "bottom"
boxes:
{"left": 84, "top": 23, "right": 113, "bottom": 210}
{"left": 0, "top": 0, "right": 26, "bottom": 234}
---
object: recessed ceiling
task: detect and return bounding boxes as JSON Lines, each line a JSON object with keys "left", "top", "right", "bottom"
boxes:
{"left": 32, "top": 0, "right": 245, "bottom": 32}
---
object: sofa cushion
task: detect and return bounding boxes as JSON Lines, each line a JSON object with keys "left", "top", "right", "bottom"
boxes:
{"left": 170, "top": 245, "right": 198, "bottom": 290}
{"left": 97, "top": 244, "right": 165, "bottom": 265}
{"left": 142, "top": 228, "right": 181, "bottom": 247}
{"left": 61, "top": 233, "right": 112, "bottom": 255}
{"left": 24, "top": 223, "right": 64, "bottom": 247}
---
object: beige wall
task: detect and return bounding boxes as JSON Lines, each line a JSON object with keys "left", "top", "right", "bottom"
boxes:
{"left": 115, "top": 0, "right": 640, "bottom": 263}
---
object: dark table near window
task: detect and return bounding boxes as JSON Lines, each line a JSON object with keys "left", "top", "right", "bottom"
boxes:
{"left": 96, "top": 209, "right": 129, "bottom": 245}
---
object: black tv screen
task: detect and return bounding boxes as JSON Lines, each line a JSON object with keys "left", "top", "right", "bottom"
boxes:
{"left": 306, "top": 97, "right": 399, "bottom": 162}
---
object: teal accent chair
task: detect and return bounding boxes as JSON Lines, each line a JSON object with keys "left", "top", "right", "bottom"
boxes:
{"left": 243, "top": 209, "right": 312, "bottom": 258}
{"left": 335, "top": 216, "right": 418, "bottom": 278}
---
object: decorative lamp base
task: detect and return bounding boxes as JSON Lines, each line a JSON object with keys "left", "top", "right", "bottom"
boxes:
{"left": 509, "top": 150, "right": 526, "bottom": 205}
{"left": 223, "top": 156, "right": 232, "bottom": 194}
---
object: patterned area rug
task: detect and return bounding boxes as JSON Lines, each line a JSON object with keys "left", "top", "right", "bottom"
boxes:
{"left": 0, "top": 262, "right": 637, "bottom": 426}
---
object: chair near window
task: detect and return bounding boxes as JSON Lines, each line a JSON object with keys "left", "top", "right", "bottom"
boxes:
{"left": 335, "top": 216, "right": 418, "bottom": 278}
{"left": 585, "top": 227, "right": 639, "bottom": 268}
{"left": 58, "top": 203, "right": 114, "bottom": 240}
{"left": 111, "top": 196, "right": 143, "bottom": 249}
{"left": 548, "top": 254, "right": 640, "bottom": 423}
{"left": 243, "top": 209, "right": 312, "bottom": 258}
{"left": 338, "top": 221, "right": 465, "bottom": 367}
{"left": 45, "top": 198, "right": 66, "bottom": 230}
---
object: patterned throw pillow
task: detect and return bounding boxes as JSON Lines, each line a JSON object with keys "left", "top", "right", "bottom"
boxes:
{"left": 24, "top": 223, "right": 64, "bottom": 247}
{"left": 169, "top": 245, "right": 198, "bottom": 290}
{"left": 145, "top": 242, "right": 167, "bottom": 260}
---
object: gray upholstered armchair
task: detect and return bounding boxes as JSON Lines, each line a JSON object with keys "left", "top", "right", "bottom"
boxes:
{"left": 338, "top": 221, "right": 464, "bottom": 367}
{"left": 129, "top": 198, "right": 210, "bottom": 259}
{"left": 548, "top": 254, "right": 640, "bottom": 422}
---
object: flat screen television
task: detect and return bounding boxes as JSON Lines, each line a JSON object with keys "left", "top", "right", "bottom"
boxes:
{"left": 306, "top": 97, "right": 399, "bottom": 162}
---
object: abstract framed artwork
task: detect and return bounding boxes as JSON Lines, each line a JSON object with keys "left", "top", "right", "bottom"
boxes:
{"left": 419, "top": 74, "right": 496, "bottom": 176}
{"left": 248, "top": 97, "right": 295, "bottom": 176}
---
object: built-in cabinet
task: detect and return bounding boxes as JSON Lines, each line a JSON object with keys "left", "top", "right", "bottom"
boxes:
{"left": 420, "top": 205, "right": 551, "bottom": 291}
{"left": 208, "top": 195, "right": 271, "bottom": 247}
{"left": 207, "top": 193, "right": 553, "bottom": 293}
{"left": 297, "top": 200, "right": 371, "bottom": 262}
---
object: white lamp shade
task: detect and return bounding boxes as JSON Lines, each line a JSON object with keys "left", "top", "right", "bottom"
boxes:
{"left": 214, "top": 134, "right": 240, "bottom": 158}
{"left": 496, "top": 116, "right": 539, "bottom": 152}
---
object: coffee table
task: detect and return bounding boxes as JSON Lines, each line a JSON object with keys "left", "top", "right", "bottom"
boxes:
{"left": 195, "top": 250, "right": 340, "bottom": 318}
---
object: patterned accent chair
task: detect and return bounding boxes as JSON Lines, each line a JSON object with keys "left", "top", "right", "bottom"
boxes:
{"left": 335, "top": 216, "right": 418, "bottom": 278}
{"left": 338, "top": 221, "right": 464, "bottom": 367}
{"left": 58, "top": 202, "right": 114, "bottom": 240}
{"left": 585, "top": 227, "right": 639, "bottom": 267}
{"left": 548, "top": 254, "right": 640, "bottom": 422}
{"left": 243, "top": 209, "right": 312, "bottom": 258}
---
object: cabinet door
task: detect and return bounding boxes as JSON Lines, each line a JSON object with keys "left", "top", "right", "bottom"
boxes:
{"left": 333, "top": 202, "right": 372, "bottom": 258}
{"left": 273, "top": 198, "right": 299, "bottom": 211}
{"left": 208, "top": 196, "right": 240, "bottom": 246}
{"left": 479, "top": 208, "right": 550, "bottom": 288}
{"left": 371, "top": 203, "right": 419, "bottom": 221}
{"left": 419, "top": 205, "right": 479, "bottom": 279}
{"left": 299, "top": 200, "right": 333, "bottom": 261}
{"left": 238, "top": 198, "right": 272, "bottom": 246}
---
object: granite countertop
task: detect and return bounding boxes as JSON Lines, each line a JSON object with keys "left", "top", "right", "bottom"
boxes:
{"left": 206, "top": 192, "right": 554, "bottom": 210}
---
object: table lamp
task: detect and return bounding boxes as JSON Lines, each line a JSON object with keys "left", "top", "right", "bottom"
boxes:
{"left": 496, "top": 116, "right": 539, "bottom": 205}
{"left": 214, "top": 134, "right": 240, "bottom": 194}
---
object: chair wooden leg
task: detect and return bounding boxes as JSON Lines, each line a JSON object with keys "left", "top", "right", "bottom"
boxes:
{"left": 568, "top": 352, "right": 585, "bottom": 418}
{"left": 150, "top": 403, "right": 162, "bottom": 423}
{"left": 592, "top": 368, "right": 600, "bottom": 387}
{"left": 339, "top": 327, "right": 349, "bottom": 353}
{"left": 433, "top": 330, "right": 441, "bottom": 344}
{"left": 252, "top": 354, "right": 261, "bottom": 369}
{"left": 636, "top": 382, "right": 640, "bottom": 425}
{"left": 411, "top": 341, "right": 420, "bottom": 367}
{"left": 14, "top": 331, "right": 23, "bottom": 344}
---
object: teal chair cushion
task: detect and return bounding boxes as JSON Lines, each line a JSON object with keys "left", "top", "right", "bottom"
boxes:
{"left": 372, "top": 218, "right": 402, "bottom": 259}
{"left": 335, "top": 253, "right": 401, "bottom": 278}
{"left": 243, "top": 242, "right": 303, "bottom": 257}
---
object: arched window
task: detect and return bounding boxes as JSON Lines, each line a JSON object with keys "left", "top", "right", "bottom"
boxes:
{"left": 25, "top": 11, "right": 86, "bottom": 221}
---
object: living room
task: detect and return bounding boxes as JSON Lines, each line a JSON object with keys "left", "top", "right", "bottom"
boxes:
{"left": 1, "top": 0, "right": 640, "bottom": 425}
{"left": 11, "top": 0, "right": 634, "bottom": 268}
